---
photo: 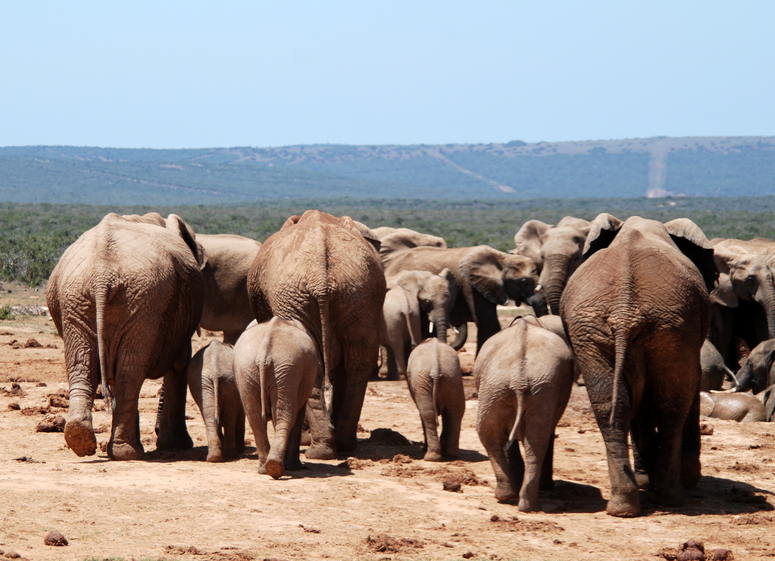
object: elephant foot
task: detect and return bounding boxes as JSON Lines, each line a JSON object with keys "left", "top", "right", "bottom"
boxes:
{"left": 305, "top": 442, "right": 337, "bottom": 460}
{"left": 494, "top": 481, "right": 517, "bottom": 503}
{"left": 681, "top": 455, "right": 702, "bottom": 489}
{"left": 424, "top": 450, "right": 443, "bottom": 462}
{"left": 265, "top": 458, "right": 284, "bottom": 480}
{"left": 518, "top": 495, "right": 541, "bottom": 513}
{"left": 606, "top": 490, "right": 641, "bottom": 517}
{"left": 257, "top": 463, "right": 268, "bottom": 475}
{"left": 335, "top": 434, "right": 358, "bottom": 455}
{"left": 64, "top": 419, "right": 97, "bottom": 457}
{"left": 635, "top": 470, "right": 650, "bottom": 490}
{"left": 300, "top": 430, "right": 311, "bottom": 447}
{"left": 108, "top": 440, "right": 144, "bottom": 461}
{"left": 206, "top": 451, "right": 223, "bottom": 463}
{"left": 156, "top": 429, "right": 193, "bottom": 451}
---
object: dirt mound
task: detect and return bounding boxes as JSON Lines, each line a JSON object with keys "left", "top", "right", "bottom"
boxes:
{"left": 363, "top": 533, "right": 424, "bottom": 554}
{"left": 368, "top": 427, "right": 411, "bottom": 445}
{"left": 489, "top": 514, "right": 564, "bottom": 533}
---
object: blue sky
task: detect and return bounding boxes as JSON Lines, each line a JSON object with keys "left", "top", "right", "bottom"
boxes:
{"left": 1, "top": 2, "right": 773, "bottom": 148}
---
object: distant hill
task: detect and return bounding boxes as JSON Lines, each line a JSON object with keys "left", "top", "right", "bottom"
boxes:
{"left": 1, "top": 136, "right": 774, "bottom": 204}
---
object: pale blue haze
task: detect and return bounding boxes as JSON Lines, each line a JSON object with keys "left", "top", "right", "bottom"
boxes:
{"left": 1, "top": 1, "right": 773, "bottom": 148}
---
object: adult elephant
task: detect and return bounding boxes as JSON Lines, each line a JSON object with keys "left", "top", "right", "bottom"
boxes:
{"left": 197, "top": 234, "right": 262, "bottom": 344}
{"left": 710, "top": 239, "right": 775, "bottom": 368}
{"left": 248, "top": 210, "right": 386, "bottom": 461}
{"left": 378, "top": 228, "right": 447, "bottom": 267}
{"left": 513, "top": 216, "right": 591, "bottom": 315}
{"left": 47, "top": 213, "right": 206, "bottom": 461}
{"left": 560, "top": 215, "right": 716, "bottom": 517}
{"left": 383, "top": 245, "right": 545, "bottom": 353}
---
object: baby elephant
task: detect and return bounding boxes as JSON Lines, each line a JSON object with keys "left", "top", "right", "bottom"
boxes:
{"left": 475, "top": 316, "right": 574, "bottom": 511}
{"left": 700, "top": 387, "right": 775, "bottom": 422}
{"left": 233, "top": 317, "right": 320, "bottom": 479}
{"left": 406, "top": 338, "right": 465, "bottom": 461}
{"left": 187, "top": 340, "right": 246, "bottom": 462}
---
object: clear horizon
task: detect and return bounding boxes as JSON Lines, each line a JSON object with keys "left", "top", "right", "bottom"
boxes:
{"left": 2, "top": 2, "right": 774, "bottom": 149}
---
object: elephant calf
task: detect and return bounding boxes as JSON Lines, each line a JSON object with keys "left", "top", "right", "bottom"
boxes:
{"left": 475, "top": 316, "right": 574, "bottom": 512}
{"left": 381, "top": 269, "right": 457, "bottom": 380}
{"left": 406, "top": 338, "right": 465, "bottom": 461}
{"left": 233, "top": 317, "right": 320, "bottom": 479}
{"left": 187, "top": 340, "right": 245, "bottom": 462}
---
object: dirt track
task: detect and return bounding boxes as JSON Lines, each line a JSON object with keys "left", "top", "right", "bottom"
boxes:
{"left": 0, "top": 284, "right": 774, "bottom": 561}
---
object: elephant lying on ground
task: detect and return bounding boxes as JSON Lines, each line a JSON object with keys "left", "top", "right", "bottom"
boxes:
{"left": 248, "top": 210, "right": 386, "bottom": 459}
{"left": 187, "top": 340, "right": 245, "bottom": 462}
{"left": 47, "top": 213, "right": 206, "bottom": 460}
{"left": 513, "top": 216, "right": 591, "bottom": 315}
{"left": 233, "top": 318, "right": 320, "bottom": 478}
{"left": 561, "top": 215, "right": 717, "bottom": 517}
{"left": 700, "top": 389, "right": 775, "bottom": 422}
{"left": 475, "top": 316, "right": 574, "bottom": 511}
{"left": 381, "top": 269, "right": 457, "bottom": 380}
{"left": 406, "top": 338, "right": 465, "bottom": 461}
{"left": 383, "top": 245, "right": 545, "bottom": 353}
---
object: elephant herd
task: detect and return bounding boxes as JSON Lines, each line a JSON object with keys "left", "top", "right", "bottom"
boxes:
{"left": 44, "top": 209, "right": 775, "bottom": 520}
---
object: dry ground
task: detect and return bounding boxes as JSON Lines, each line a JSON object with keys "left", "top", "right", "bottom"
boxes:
{"left": 0, "top": 283, "right": 774, "bottom": 561}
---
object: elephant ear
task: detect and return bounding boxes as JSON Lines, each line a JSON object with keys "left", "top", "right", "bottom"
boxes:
{"left": 349, "top": 219, "right": 382, "bottom": 253}
{"left": 664, "top": 218, "right": 718, "bottom": 293}
{"left": 556, "top": 216, "right": 592, "bottom": 235}
{"left": 122, "top": 212, "right": 166, "bottom": 227}
{"left": 438, "top": 267, "right": 458, "bottom": 302}
{"left": 394, "top": 270, "right": 421, "bottom": 296}
{"left": 582, "top": 213, "right": 623, "bottom": 259}
{"left": 459, "top": 247, "right": 508, "bottom": 305}
{"left": 513, "top": 220, "right": 552, "bottom": 266}
{"left": 166, "top": 214, "right": 207, "bottom": 270}
{"left": 711, "top": 248, "right": 740, "bottom": 307}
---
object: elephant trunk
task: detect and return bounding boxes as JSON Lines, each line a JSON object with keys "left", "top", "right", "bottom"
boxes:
{"left": 449, "top": 323, "right": 468, "bottom": 351}
{"left": 734, "top": 360, "right": 755, "bottom": 393}
{"left": 526, "top": 291, "right": 548, "bottom": 318}
{"left": 761, "top": 282, "right": 775, "bottom": 341}
{"left": 541, "top": 253, "right": 572, "bottom": 316}
{"left": 429, "top": 309, "right": 450, "bottom": 344}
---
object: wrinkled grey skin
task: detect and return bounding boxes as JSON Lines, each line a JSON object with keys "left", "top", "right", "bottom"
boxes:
{"left": 475, "top": 317, "right": 574, "bottom": 512}
{"left": 513, "top": 217, "right": 591, "bottom": 315}
{"left": 700, "top": 390, "right": 770, "bottom": 422}
{"left": 233, "top": 318, "right": 320, "bottom": 478}
{"left": 248, "top": 210, "right": 386, "bottom": 460}
{"left": 735, "top": 338, "right": 775, "bottom": 394}
{"left": 406, "top": 338, "right": 465, "bottom": 461}
{"left": 381, "top": 269, "right": 458, "bottom": 380}
{"left": 701, "top": 339, "right": 736, "bottom": 391}
{"left": 383, "top": 245, "right": 546, "bottom": 353}
{"left": 561, "top": 215, "right": 716, "bottom": 517}
{"left": 187, "top": 340, "right": 245, "bottom": 462}
{"left": 197, "top": 234, "right": 262, "bottom": 344}
{"left": 47, "top": 213, "right": 206, "bottom": 461}
{"left": 711, "top": 240, "right": 775, "bottom": 367}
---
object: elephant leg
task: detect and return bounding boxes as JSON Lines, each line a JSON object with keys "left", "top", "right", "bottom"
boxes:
{"left": 63, "top": 333, "right": 99, "bottom": 457}
{"left": 241, "top": 389, "right": 271, "bottom": 474}
{"left": 201, "top": 378, "right": 224, "bottom": 462}
{"left": 478, "top": 399, "right": 519, "bottom": 502}
{"left": 413, "top": 384, "right": 442, "bottom": 461}
{"left": 304, "top": 384, "right": 337, "bottom": 460}
{"left": 680, "top": 385, "right": 702, "bottom": 489}
{"left": 385, "top": 347, "right": 400, "bottom": 381}
{"left": 156, "top": 346, "right": 194, "bottom": 451}
{"left": 332, "top": 348, "right": 374, "bottom": 454}
{"left": 235, "top": 410, "right": 246, "bottom": 456}
{"left": 266, "top": 377, "right": 309, "bottom": 479}
{"left": 439, "top": 407, "right": 462, "bottom": 460}
{"left": 518, "top": 400, "right": 556, "bottom": 512}
{"left": 630, "top": 409, "right": 656, "bottom": 490}
{"left": 108, "top": 372, "right": 145, "bottom": 461}
{"left": 472, "top": 293, "right": 501, "bottom": 353}
{"left": 283, "top": 406, "right": 306, "bottom": 472}
{"left": 582, "top": 353, "right": 640, "bottom": 517}
{"left": 539, "top": 433, "right": 555, "bottom": 491}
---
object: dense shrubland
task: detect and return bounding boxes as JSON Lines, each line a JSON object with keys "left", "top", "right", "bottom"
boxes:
{"left": 1, "top": 197, "right": 774, "bottom": 285}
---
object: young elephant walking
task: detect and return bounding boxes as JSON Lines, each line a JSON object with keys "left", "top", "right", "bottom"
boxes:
{"left": 187, "top": 340, "right": 245, "bottom": 462}
{"left": 406, "top": 338, "right": 465, "bottom": 461}
{"left": 475, "top": 317, "right": 574, "bottom": 512}
{"left": 233, "top": 318, "right": 321, "bottom": 479}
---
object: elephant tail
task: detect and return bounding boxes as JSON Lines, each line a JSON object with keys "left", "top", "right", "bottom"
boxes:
{"left": 508, "top": 386, "right": 526, "bottom": 444}
{"left": 257, "top": 330, "right": 273, "bottom": 426}
{"left": 94, "top": 282, "right": 113, "bottom": 414}
{"left": 609, "top": 329, "right": 628, "bottom": 426}
{"left": 318, "top": 293, "right": 332, "bottom": 418}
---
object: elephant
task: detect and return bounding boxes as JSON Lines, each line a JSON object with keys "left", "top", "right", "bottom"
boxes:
{"left": 560, "top": 214, "right": 717, "bottom": 517}
{"left": 248, "top": 210, "right": 386, "bottom": 460}
{"left": 699, "top": 390, "right": 772, "bottom": 422}
{"left": 710, "top": 240, "right": 775, "bottom": 367}
{"left": 46, "top": 213, "right": 206, "bottom": 460}
{"left": 380, "top": 269, "right": 457, "bottom": 380}
{"left": 734, "top": 338, "right": 775, "bottom": 393}
{"left": 383, "top": 245, "right": 546, "bottom": 353}
{"left": 405, "top": 338, "right": 465, "bottom": 461}
{"left": 513, "top": 216, "right": 591, "bottom": 315}
{"left": 701, "top": 339, "right": 738, "bottom": 391}
{"left": 378, "top": 228, "right": 448, "bottom": 267}
{"left": 187, "top": 340, "right": 245, "bottom": 462}
{"left": 475, "top": 316, "right": 574, "bottom": 511}
{"left": 197, "top": 234, "right": 262, "bottom": 344}
{"left": 233, "top": 317, "right": 320, "bottom": 478}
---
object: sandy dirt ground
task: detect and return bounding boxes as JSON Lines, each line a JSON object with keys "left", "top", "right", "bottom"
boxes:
{"left": 0, "top": 284, "right": 774, "bottom": 561}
